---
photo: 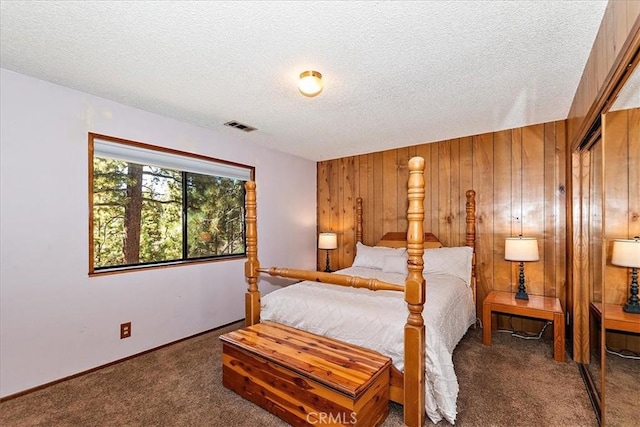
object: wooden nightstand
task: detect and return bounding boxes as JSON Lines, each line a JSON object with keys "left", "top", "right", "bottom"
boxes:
{"left": 590, "top": 302, "right": 640, "bottom": 334}
{"left": 482, "top": 290, "right": 565, "bottom": 362}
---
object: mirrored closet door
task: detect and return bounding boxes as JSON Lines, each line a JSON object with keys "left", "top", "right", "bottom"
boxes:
{"left": 601, "top": 70, "right": 640, "bottom": 425}
{"left": 577, "top": 133, "right": 605, "bottom": 425}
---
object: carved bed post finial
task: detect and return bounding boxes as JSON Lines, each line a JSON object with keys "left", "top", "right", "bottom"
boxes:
{"left": 466, "top": 190, "right": 476, "bottom": 247}
{"left": 356, "top": 197, "right": 363, "bottom": 244}
{"left": 244, "top": 181, "right": 261, "bottom": 326}
{"left": 404, "top": 156, "right": 426, "bottom": 427}
{"left": 465, "top": 190, "right": 477, "bottom": 305}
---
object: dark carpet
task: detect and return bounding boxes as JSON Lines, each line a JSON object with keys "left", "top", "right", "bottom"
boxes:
{"left": 0, "top": 322, "right": 599, "bottom": 426}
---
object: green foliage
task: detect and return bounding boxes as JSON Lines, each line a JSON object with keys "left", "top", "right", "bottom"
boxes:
{"left": 137, "top": 165, "right": 182, "bottom": 264}
{"left": 93, "top": 158, "right": 127, "bottom": 267}
{"left": 93, "top": 157, "right": 245, "bottom": 269}
{"left": 186, "top": 173, "right": 245, "bottom": 257}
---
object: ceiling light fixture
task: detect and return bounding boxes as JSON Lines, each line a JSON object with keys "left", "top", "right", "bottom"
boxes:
{"left": 298, "top": 71, "right": 323, "bottom": 97}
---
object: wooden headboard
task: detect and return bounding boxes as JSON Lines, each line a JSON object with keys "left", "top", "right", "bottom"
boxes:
{"left": 355, "top": 197, "right": 445, "bottom": 248}
{"left": 353, "top": 190, "right": 478, "bottom": 305}
{"left": 354, "top": 194, "right": 476, "bottom": 252}
{"left": 376, "top": 232, "right": 443, "bottom": 249}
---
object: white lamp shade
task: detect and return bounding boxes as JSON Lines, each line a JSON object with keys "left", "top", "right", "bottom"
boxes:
{"left": 505, "top": 237, "right": 539, "bottom": 261}
{"left": 298, "top": 71, "right": 323, "bottom": 97}
{"left": 611, "top": 238, "right": 640, "bottom": 268}
{"left": 318, "top": 232, "right": 337, "bottom": 250}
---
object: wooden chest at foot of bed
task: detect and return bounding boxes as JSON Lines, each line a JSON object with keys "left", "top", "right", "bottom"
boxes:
{"left": 220, "top": 321, "right": 391, "bottom": 426}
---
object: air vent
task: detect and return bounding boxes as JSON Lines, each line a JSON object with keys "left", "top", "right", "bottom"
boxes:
{"left": 224, "top": 121, "right": 257, "bottom": 133}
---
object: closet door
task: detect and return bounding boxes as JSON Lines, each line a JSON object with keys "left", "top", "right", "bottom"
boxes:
{"left": 576, "top": 135, "right": 605, "bottom": 425}
{"left": 601, "top": 104, "right": 640, "bottom": 427}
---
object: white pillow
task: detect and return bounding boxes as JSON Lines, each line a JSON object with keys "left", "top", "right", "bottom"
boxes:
{"left": 423, "top": 246, "right": 473, "bottom": 286}
{"left": 382, "top": 255, "right": 409, "bottom": 275}
{"left": 352, "top": 242, "right": 407, "bottom": 269}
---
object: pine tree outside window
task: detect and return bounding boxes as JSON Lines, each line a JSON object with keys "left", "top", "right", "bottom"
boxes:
{"left": 89, "top": 134, "right": 253, "bottom": 274}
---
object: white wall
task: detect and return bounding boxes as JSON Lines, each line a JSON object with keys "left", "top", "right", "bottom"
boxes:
{"left": 0, "top": 69, "right": 317, "bottom": 397}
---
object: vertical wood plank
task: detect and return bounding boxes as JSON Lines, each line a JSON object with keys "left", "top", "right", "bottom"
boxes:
{"left": 493, "top": 130, "right": 512, "bottom": 294}
{"left": 330, "top": 160, "right": 341, "bottom": 270}
{"left": 337, "top": 158, "right": 345, "bottom": 271}
{"left": 511, "top": 127, "right": 523, "bottom": 296}
{"left": 522, "top": 124, "right": 546, "bottom": 333}
{"left": 628, "top": 0, "right": 640, "bottom": 30}
{"left": 430, "top": 143, "right": 440, "bottom": 238}
{"left": 317, "top": 162, "right": 330, "bottom": 270}
{"left": 613, "top": 1, "right": 629, "bottom": 59}
{"left": 588, "top": 144, "right": 603, "bottom": 306}
{"left": 356, "top": 155, "right": 367, "bottom": 245}
{"left": 628, "top": 108, "right": 640, "bottom": 238}
{"left": 572, "top": 151, "right": 590, "bottom": 362}
{"left": 603, "top": 110, "right": 629, "bottom": 306}
{"left": 373, "top": 152, "right": 384, "bottom": 244}
{"left": 438, "top": 140, "right": 452, "bottom": 245}
{"left": 397, "top": 147, "right": 410, "bottom": 234}
{"left": 415, "top": 143, "right": 433, "bottom": 234}
{"left": 366, "top": 154, "right": 375, "bottom": 245}
{"left": 603, "top": 1, "right": 616, "bottom": 76}
{"left": 522, "top": 124, "right": 546, "bottom": 297}
{"left": 382, "top": 151, "right": 398, "bottom": 237}
{"left": 342, "top": 157, "right": 356, "bottom": 269}
{"left": 622, "top": 106, "right": 639, "bottom": 353}
{"left": 586, "top": 36, "right": 598, "bottom": 103}
{"left": 603, "top": 108, "right": 640, "bottom": 353}
{"left": 555, "top": 121, "right": 568, "bottom": 309}
{"left": 459, "top": 137, "right": 474, "bottom": 248}
{"left": 450, "top": 139, "right": 461, "bottom": 247}
{"left": 593, "top": 20, "right": 604, "bottom": 93}
{"left": 544, "top": 122, "right": 557, "bottom": 298}
{"left": 473, "top": 133, "right": 494, "bottom": 318}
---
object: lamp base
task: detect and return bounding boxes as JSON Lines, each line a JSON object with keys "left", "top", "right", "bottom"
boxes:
{"left": 623, "top": 302, "right": 640, "bottom": 314}
{"left": 324, "top": 250, "right": 332, "bottom": 273}
{"left": 515, "top": 261, "right": 529, "bottom": 300}
{"left": 623, "top": 268, "right": 638, "bottom": 314}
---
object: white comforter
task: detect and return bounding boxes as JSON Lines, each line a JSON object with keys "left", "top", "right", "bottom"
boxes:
{"left": 261, "top": 266, "right": 476, "bottom": 424}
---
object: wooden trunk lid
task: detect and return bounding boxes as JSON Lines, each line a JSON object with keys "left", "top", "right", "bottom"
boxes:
{"left": 219, "top": 321, "right": 391, "bottom": 398}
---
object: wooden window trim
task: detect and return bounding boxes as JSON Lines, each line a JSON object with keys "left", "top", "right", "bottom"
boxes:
{"left": 88, "top": 132, "right": 255, "bottom": 276}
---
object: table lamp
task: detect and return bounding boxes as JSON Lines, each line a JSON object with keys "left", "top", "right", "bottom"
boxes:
{"left": 611, "top": 236, "right": 640, "bottom": 314}
{"left": 318, "top": 232, "right": 337, "bottom": 273}
{"left": 505, "top": 236, "right": 539, "bottom": 300}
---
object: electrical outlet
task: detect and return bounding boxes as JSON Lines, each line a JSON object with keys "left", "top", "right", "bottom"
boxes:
{"left": 120, "top": 322, "right": 131, "bottom": 339}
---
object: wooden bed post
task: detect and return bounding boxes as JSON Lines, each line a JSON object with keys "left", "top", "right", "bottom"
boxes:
{"left": 404, "top": 157, "right": 426, "bottom": 427}
{"left": 465, "top": 190, "right": 477, "bottom": 303}
{"left": 355, "top": 197, "right": 363, "bottom": 244}
{"left": 244, "top": 181, "right": 261, "bottom": 326}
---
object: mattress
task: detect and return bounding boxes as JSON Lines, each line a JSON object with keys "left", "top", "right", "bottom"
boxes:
{"left": 260, "top": 266, "right": 476, "bottom": 424}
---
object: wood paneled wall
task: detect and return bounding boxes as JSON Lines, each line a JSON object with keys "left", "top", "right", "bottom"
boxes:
{"left": 567, "top": 1, "right": 640, "bottom": 148}
{"left": 317, "top": 121, "right": 567, "bottom": 321}
{"left": 566, "top": 0, "right": 639, "bottom": 362}
{"left": 603, "top": 107, "right": 640, "bottom": 352}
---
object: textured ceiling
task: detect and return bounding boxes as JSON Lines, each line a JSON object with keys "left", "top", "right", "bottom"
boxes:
{"left": 1, "top": 1, "right": 609, "bottom": 161}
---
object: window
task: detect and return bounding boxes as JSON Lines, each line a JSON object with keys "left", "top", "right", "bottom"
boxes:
{"left": 89, "top": 133, "right": 253, "bottom": 273}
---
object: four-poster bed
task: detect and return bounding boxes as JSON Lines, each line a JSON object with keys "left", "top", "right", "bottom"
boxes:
{"left": 233, "top": 156, "right": 477, "bottom": 426}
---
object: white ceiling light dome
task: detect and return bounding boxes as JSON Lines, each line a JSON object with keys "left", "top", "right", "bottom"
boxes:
{"left": 298, "top": 71, "right": 323, "bottom": 97}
